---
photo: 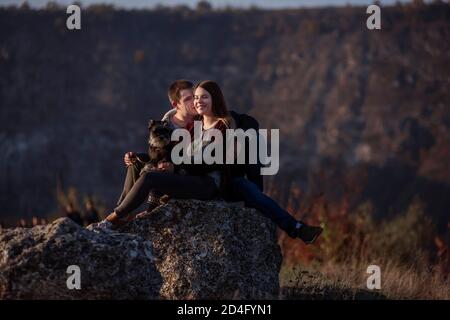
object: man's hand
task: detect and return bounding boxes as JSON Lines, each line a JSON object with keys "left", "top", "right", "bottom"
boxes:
{"left": 156, "top": 162, "right": 174, "bottom": 172}
{"left": 124, "top": 152, "right": 137, "bottom": 166}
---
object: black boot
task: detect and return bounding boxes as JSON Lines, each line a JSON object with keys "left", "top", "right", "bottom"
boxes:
{"left": 291, "top": 221, "right": 323, "bottom": 245}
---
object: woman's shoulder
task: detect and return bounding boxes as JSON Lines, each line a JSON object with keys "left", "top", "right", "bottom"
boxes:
{"left": 214, "top": 119, "right": 228, "bottom": 131}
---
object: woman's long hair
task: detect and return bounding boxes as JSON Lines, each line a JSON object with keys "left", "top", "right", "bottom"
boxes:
{"left": 195, "top": 80, "right": 235, "bottom": 129}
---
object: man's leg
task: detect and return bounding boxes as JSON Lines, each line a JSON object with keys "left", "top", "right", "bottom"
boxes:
{"left": 116, "top": 162, "right": 144, "bottom": 206}
{"left": 231, "top": 177, "right": 322, "bottom": 243}
{"left": 231, "top": 177, "right": 298, "bottom": 235}
{"left": 114, "top": 171, "right": 218, "bottom": 218}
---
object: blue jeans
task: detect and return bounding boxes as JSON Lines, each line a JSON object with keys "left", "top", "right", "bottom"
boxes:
{"left": 230, "top": 177, "right": 298, "bottom": 236}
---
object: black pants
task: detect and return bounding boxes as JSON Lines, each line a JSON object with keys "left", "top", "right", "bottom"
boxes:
{"left": 116, "top": 162, "right": 144, "bottom": 207}
{"left": 114, "top": 163, "right": 218, "bottom": 217}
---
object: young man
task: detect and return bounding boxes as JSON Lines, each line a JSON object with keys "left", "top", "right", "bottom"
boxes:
{"left": 91, "top": 80, "right": 219, "bottom": 230}
{"left": 116, "top": 80, "right": 198, "bottom": 212}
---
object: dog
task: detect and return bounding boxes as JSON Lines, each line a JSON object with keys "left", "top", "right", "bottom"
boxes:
{"left": 142, "top": 119, "right": 173, "bottom": 172}
{"left": 136, "top": 120, "right": 177, "bottom": 216}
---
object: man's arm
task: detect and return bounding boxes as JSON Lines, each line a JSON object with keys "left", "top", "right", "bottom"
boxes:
{"left": 135, "top": 153, "right": 150, "bottom": 163}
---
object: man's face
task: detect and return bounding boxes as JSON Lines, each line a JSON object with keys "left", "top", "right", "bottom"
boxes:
{"left": 175, "top": 88, "right": 196, "bottom": 116}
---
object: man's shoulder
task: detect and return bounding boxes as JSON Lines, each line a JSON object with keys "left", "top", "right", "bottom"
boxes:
{"left": 161, "top": 108, "right": 177, "bottom": 122}
{"left": 230, "top": 110, "right": 259, "bottom": 130}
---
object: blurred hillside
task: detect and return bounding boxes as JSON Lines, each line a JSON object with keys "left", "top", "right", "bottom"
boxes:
{"left": 0, "top": 2, "right": 449, "bottom": 231}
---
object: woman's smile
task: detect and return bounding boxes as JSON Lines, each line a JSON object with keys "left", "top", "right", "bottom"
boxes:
{"left": 195, "top": 104, "right": 206, "bottom": 111}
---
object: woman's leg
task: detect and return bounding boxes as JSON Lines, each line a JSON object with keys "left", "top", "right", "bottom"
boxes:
{"left": 113, "top": 171, "right": 218, "bottom": 217}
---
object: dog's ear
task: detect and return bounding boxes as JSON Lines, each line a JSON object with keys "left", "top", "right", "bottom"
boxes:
{"left": 162, "top": 120, "right": 170, "bottom": 127}
{"left": 148, "top": 119, "right": 155, "bottom": 129}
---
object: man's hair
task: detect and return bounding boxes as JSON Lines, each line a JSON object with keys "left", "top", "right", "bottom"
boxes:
{"left": 168, "top": 80, "right": 194, "bottom": 104}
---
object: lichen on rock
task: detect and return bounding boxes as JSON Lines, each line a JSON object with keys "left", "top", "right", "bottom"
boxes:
{"left": 0, "top": 217, "right": 162, "bottom": 299}
{"left": 122, "top": 199, "right": 282, "bottom": 299}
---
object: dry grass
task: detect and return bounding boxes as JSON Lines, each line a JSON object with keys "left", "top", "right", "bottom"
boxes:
{"left": 280, "top": 254, "right": 449, "bottom": 300}
{"left": 270, "top": 181, "right": 450, "bottom": 300}
{"left": 317, "top": 258, "right": 450, "bottom": 300}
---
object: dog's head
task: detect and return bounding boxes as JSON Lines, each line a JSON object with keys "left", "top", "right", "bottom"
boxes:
{"left": 148, "top": 120, "right": 172, "bottom": 148}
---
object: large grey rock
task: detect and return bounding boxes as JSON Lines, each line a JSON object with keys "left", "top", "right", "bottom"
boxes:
{"left": 0, "top": 218, "right": 162, "bottom": 299}
{"left": 121, "top": 200, "right": 283, "bottom": 299}
{"left": 0, "top": 200, "right": 283, "bottom": 299}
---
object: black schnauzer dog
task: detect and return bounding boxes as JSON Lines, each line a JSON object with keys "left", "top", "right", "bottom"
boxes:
{"left": 138, "top": 120, "right": 174, "bottom": 214}
{"left": 143, "top": 119, "right": 173, "bottom": 172}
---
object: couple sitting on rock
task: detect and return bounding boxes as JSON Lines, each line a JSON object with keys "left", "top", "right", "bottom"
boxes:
{"left": 89, "top": 80, "right": 322, "bottom": 245}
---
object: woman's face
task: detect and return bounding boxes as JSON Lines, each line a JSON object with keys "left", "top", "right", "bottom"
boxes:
{"left": 194, "top": 87, "right": 213, "bottom": 117}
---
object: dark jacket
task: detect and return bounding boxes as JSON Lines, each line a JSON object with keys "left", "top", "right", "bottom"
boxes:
{"left": 229, "top": 111, "right": 264, "bottom": 192}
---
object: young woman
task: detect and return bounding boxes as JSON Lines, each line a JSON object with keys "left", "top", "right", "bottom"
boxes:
{"left": 183, "top": 80, "right": 236, "bottom": 196}
{"left": 185, "top": 80, "right": 323, "bottom": 244}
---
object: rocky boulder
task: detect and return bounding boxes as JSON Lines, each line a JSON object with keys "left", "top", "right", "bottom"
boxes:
{"left": 121, "top": 200, "right": 282, "bottom": 299}
{"left": 0, "top": 217, "right": 162, "bottom": 299}
{"left": 0, "top": 200, "right": 282, "bottom": 299}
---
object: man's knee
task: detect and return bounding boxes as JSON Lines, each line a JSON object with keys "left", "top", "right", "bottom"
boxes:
{"left": 125, "top": 163, "right": 142, "bottom": 179}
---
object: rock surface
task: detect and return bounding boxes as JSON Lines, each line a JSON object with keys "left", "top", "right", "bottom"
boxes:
{"left": 0, "top": 200, "right": 282, "bottom": 299}
{"left": 121, "top": 200, "right": 282, "bottom": 299}
{"left": 0, "top": 217, "right": 162, "bottom": 299}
